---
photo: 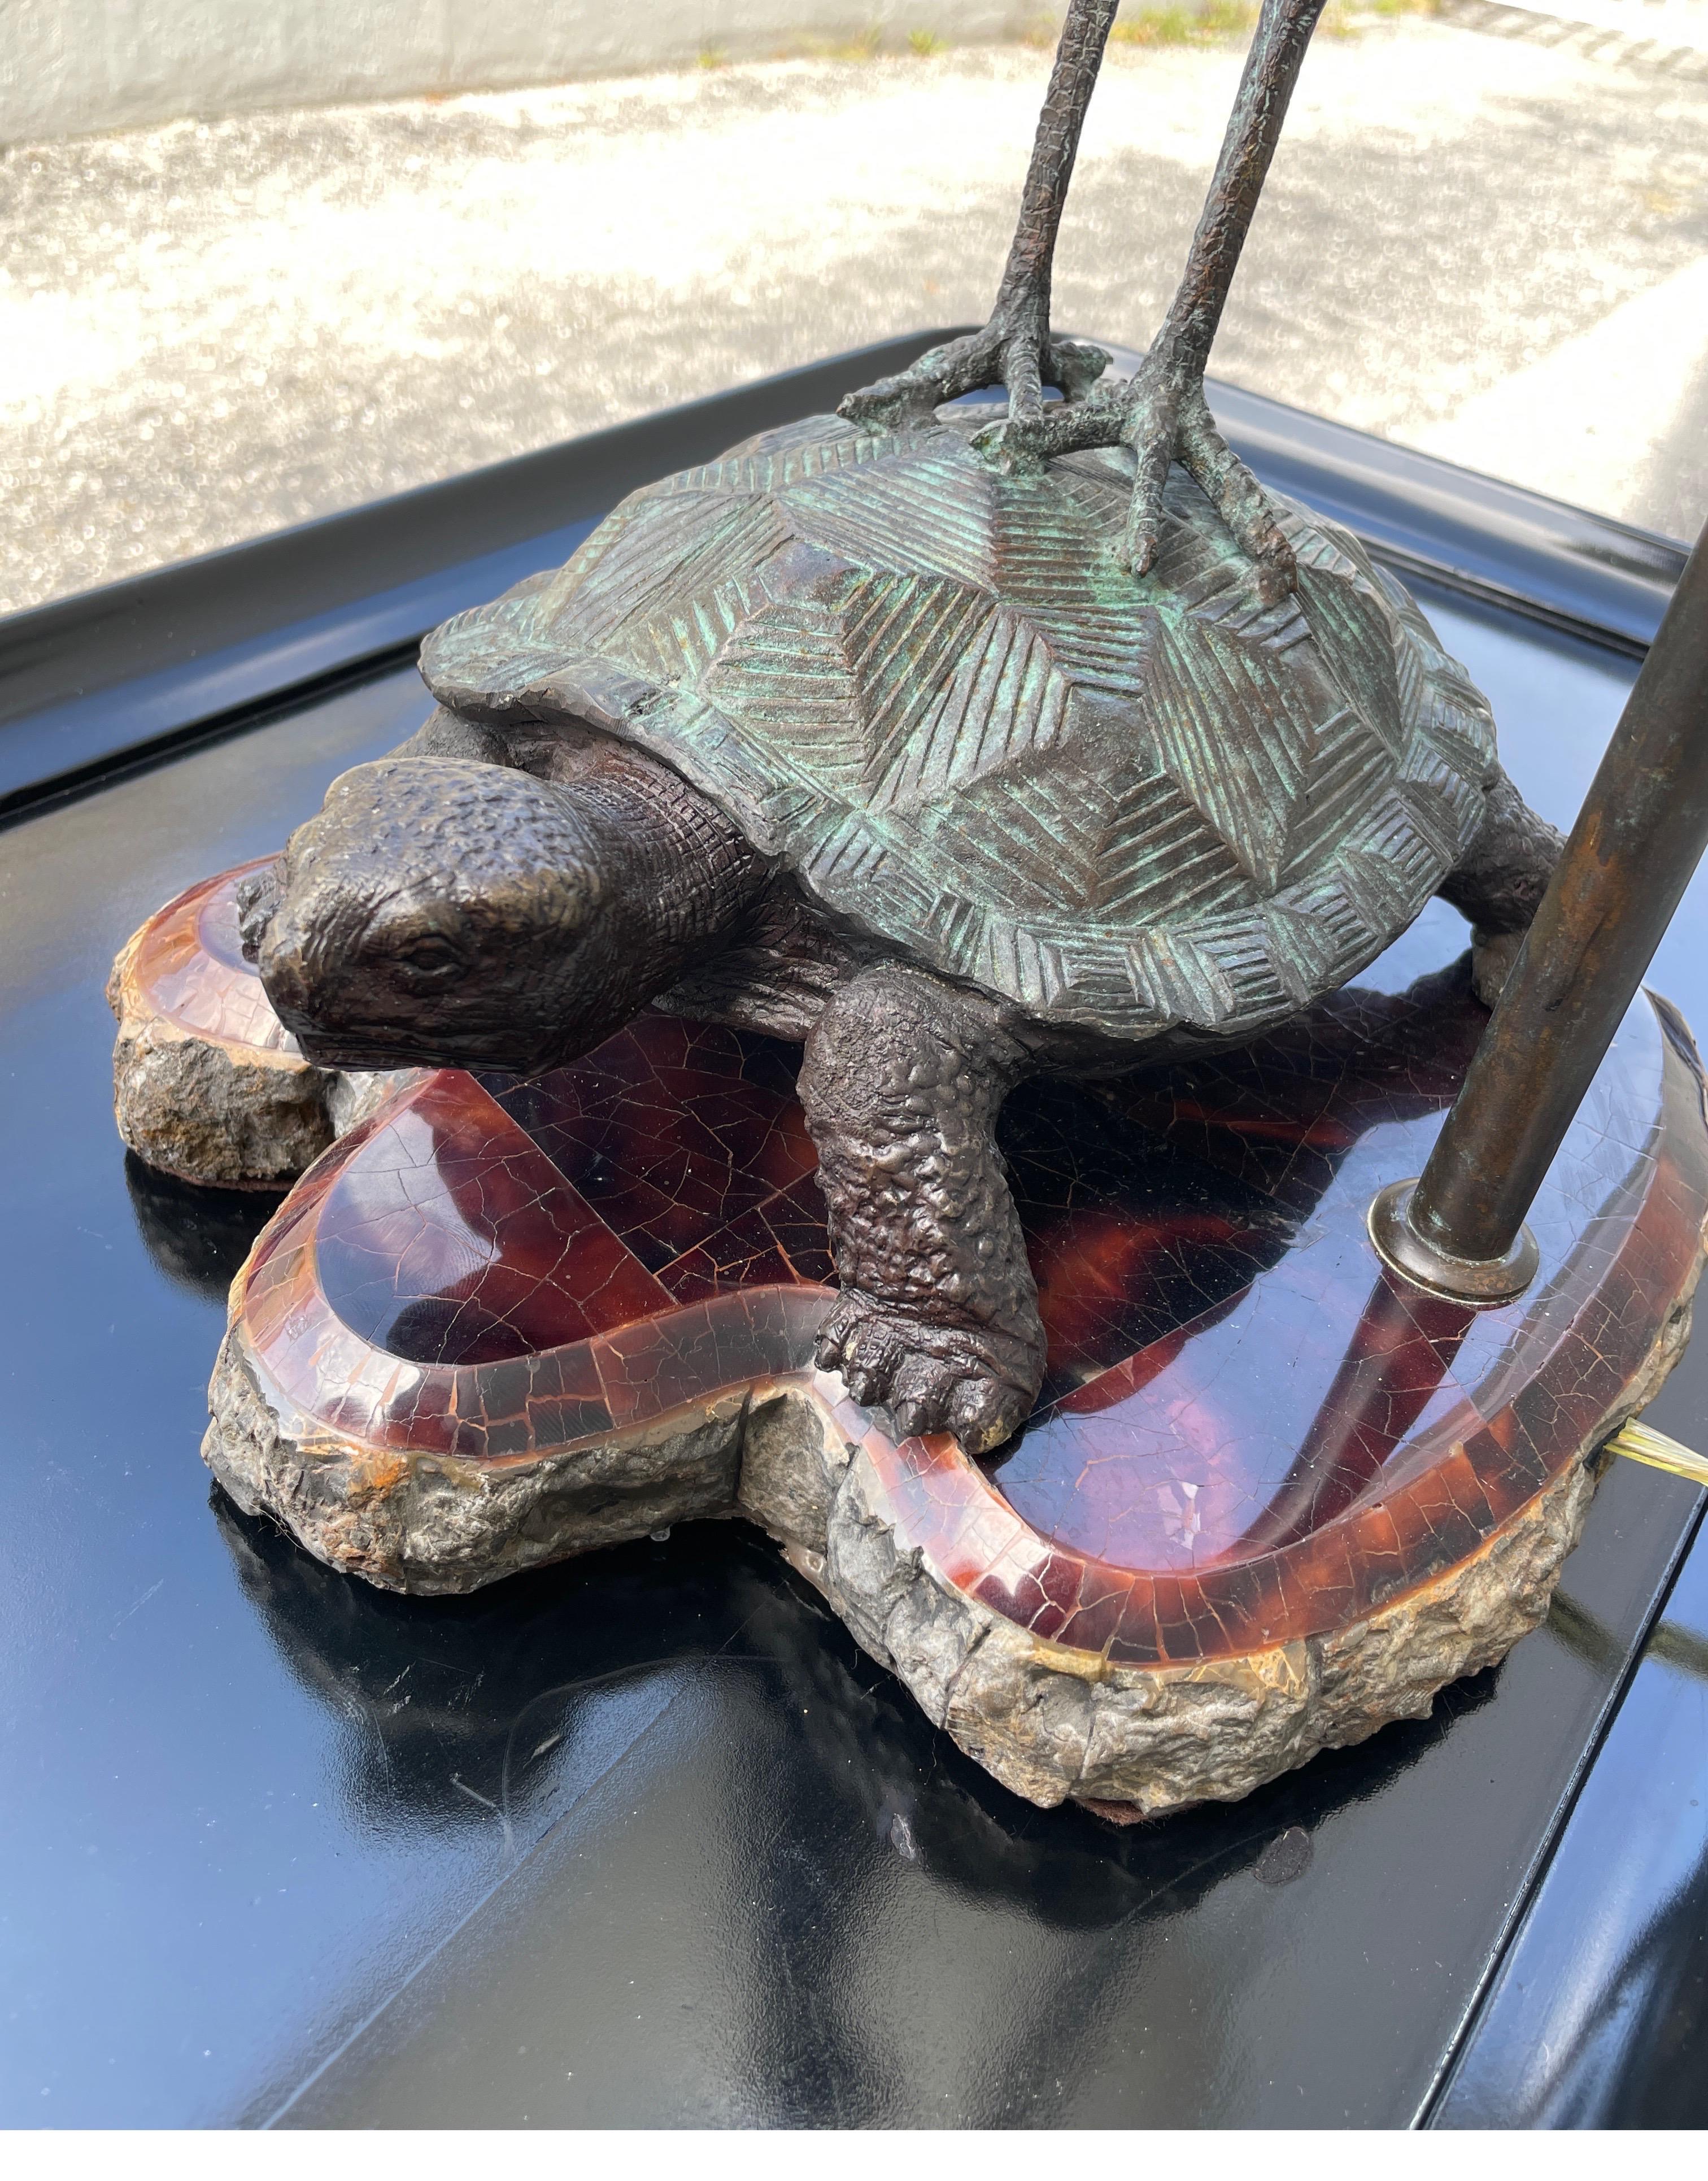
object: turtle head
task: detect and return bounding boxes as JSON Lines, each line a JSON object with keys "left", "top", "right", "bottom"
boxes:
{"left": 246, "top": 756, "right": 630, "bottom": 1074}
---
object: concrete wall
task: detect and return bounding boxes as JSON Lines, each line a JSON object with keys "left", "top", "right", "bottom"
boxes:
{"left": 0, "top": 1, "right": 1044, "bottom": 144}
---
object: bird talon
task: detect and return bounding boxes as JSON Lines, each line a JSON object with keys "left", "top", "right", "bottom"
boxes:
{"left": 970, "top": 418, "right": 1046, "bottom": 477}
{"left": 1047, "top": 338, "right": 1114, "bottom": 403}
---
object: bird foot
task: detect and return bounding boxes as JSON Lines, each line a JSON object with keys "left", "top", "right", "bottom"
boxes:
{"left": 814, "top": 1289, "right": 1042, "bottom": 1457}
{"left": 971, "top": 356, "right": 1297, "bottom": 600}
{"left": 838, "top": 304, "right": 1110, "bottom": 434}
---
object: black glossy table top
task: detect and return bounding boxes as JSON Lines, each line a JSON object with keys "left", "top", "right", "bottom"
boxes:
{"left": 2, "top": 569, "right": 1705, "bottom": 2125}
{"left": 1436, "top": 1496, "right": 1708, "bottom": 2128}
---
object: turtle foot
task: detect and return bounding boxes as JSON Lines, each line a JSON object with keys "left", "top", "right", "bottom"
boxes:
{"left": 1471, "top": 926, "right": 1526, "bottom": 1010}
{"left": 814, "top": 1289, "right": 1040, "bottom": 1457}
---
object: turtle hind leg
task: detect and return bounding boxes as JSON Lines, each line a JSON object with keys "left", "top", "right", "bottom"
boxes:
{"left": 799, "top": 966, "right": 1046, "bottom": 1459}
{"left": 1437, "top": 766, "right": 1565, "bottom": 1009}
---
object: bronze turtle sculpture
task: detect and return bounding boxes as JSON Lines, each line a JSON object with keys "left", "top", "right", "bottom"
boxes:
{"left": 237, "top": 0, "right": 1561, "bottom": 1455}
{"left": 241, "top": 400, "right": 1558, "bottom": 1454}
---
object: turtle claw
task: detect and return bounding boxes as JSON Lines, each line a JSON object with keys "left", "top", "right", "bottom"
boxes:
{"left": 889, "top": 1355, "right": 961, "bottom": 1439}
{"left": 815, "top": 1290, "right": 1038, "bottom": 1456}
{"left": 949, "top": 1376, "right": 1027, "bottom": 1456}
{"left": 837, "top": 1312, "right": 906, "bottom": 1404}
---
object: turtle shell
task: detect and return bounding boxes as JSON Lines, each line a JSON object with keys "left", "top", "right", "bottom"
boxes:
{"left": 421, "top": 412, "right": 1495, "bottom": 1043}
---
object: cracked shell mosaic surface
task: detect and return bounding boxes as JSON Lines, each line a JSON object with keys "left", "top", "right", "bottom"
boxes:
{"left": 124, "top": 858, "right": 306, "bottom": 1056}
{"left": 150, "top": 868, "right": 1708, "bottom": 1665}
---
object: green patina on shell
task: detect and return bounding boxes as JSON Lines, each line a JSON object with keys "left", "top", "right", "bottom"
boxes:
{"left": 421, "top": 411, "right": 1495, "bottom": 1041}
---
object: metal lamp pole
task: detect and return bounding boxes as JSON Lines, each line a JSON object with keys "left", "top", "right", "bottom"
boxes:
{"left": 1371, "top": 520, "right": 1708, "bottom": 1301}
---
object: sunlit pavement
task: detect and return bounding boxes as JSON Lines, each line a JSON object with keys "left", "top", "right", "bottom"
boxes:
{"left": 4, "top": 15, "right": 1707, "bottom": 612}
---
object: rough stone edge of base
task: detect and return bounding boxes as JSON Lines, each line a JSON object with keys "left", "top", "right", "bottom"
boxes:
{"left": 108, "top": 936, "right": 333, "bottom": 1188}
{"left": 109, "top": 933, "right": 419, "bottom": 1187}
{"left": 824, "top": 1444, "right": 1593, "bottom": 1817}
{"left": 823, "top": 1276, "right": 1701, "bottom": 1818}
{"left": 202, "top": 1327, "right": 765, "bottom": 1595}
{"left": 200, "top": 1261, "right": 1699, "bottom": 1814}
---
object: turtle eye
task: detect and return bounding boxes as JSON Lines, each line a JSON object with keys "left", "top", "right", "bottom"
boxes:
{"left": 394, "top": 933, "right": 464, "bottom": 980}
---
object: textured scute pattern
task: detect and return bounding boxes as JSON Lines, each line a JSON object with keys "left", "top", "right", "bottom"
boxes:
{"left": 422, "top": 413, "right": 1496, "bottom": 1039}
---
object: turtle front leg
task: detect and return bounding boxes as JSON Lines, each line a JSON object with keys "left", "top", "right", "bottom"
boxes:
{"left": 838, "top": 0, "right": 1118, "bottom": 434}
{"left": 974, "top": 0, "right": 1328, "bottom": 600}
{"left": 1438, "top": 766, "right": 1565, "bottom": 1008}
{"left": 800, "top": 966, "right": 1046, "bottom": 1458}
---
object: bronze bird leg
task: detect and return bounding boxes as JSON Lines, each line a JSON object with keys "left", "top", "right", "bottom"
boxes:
{"left": 978, "top": 0, "right": 1328, "bottom": 599}
{"left": 838, "top": 0, "right": 1119, "bottom": 431}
